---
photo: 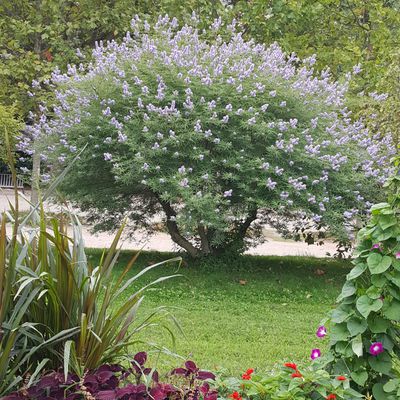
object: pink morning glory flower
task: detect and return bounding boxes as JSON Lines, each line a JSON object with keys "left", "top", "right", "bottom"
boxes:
{"left": 369, "top": 342, "right": 384, "bottom": 356}
{"left": 316, "top": 326, "right": 327, "bottom": 338}
{"left": 396, "top": 252, "right": 400, "bottom": 259}
{"left": 371, "top": 243, "right": 381, "bottom": 251}
{"left": 310, "top": 348, "right": 321, "bottom": 360}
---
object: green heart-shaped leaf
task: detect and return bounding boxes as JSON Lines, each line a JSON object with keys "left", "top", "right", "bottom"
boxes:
{"left": 367, "top": 253, "right": 392, "bottom": 274}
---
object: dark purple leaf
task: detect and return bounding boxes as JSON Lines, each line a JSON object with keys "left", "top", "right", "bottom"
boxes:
{"left": 83, "top": 374, "right": 99, "bottom": 388}
{"left": 133, "top": 352, "right": 147, "bottom": 366}
{"left": 96, "top": 390, "right": 117, "bottom": 400}
{"left": 1, "top": 395, "right": 25, "bottom": 400}
{"left": 150, "top": 382, "right": 177, "bottom": 399}
{"left": 65, "top": 394, "right": 82, "bottom": 400}
{"left": 37, "top": 375, "right": 59, "bottom": 389}
{"left": 171, "top": 368, "right": 187, "bottom": 376}
{"left": 143, "top": 368, "right": 152, "bottom": 375}
{"left": 116, "top": 383, "right": 147, "bottom": 398}
{"left": 103, "top": 376, "right": 119, "bottom": 390}
{"left": 185, "top": 361, "right": 198, "bottom": 373}
{"left": 151, "top": 370, "right": 159, "bottom": 383}
{"left": 199, "top": 383, "right": 210, "bottom": 394}
{"left": 97, "top": 370, "right": 115, "bottom": 383}
{"left": 108, "top": 364, "right": 124, "bottom": 373}
{"left": 149, "top": 387, "right": 166, "bottom": 400}
{"left": 196, "top": 371, "right": 215, "bottom": 381}
{"left": 204, "top": 392, "right": 218, "bottom": 400}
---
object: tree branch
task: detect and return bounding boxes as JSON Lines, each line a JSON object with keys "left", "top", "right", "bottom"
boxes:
{"left": 236, "top": 208, "right": 258, "bottom": 237}
{"left": 156, "top": 196, "right": 200, "bottom": 258}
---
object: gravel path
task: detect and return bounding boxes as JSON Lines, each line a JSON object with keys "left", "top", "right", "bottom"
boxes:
{"left": 1, "top": 189, "right": 338, "bottom": 257}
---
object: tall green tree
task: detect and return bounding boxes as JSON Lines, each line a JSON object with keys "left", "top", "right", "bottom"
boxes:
{"left": 230, "top": 0, "right": 400, "bottom": 136}
{"left": 231, "top": 0, "right": 399, "bottom": 81}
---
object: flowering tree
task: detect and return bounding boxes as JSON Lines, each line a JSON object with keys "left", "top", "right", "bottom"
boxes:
{"left": 21, "top": 15, "right": 394, "bottom": 257}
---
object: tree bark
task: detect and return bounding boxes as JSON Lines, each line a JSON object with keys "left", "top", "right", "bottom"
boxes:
{"left": 236, "top": 208, "right": 258, "bottom": 238}
{"left": 198, "top": 224, "right": 211, "bottom": 255}
{"left": 221, "top": 208, "right": 258, "bottom": 254}
{"left": 157, "top": 197, "right": 200, "bottom": 258}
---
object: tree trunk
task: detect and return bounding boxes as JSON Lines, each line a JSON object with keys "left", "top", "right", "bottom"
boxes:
{"left": 236, "top": 208, "right": 258, "bottom": 238}
{"left": 157, "top": 197, "right": 201, "bottom": 258}
{"left": 215, "top": 208, "right": 258, "bottom": 255}
{"left": 198, "top": 224, "right": 211, "bottom": 255}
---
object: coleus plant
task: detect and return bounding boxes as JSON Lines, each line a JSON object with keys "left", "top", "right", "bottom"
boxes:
{"left": 3, "top": 352, "right": 217, "bottom": 400}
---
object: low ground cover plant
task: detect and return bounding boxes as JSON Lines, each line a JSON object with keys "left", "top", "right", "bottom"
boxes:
{"left": 4, "top": 351, "right": 364, "bottom": 400}
{"left": 218, "top": 363, "right": 363, "bottom": 400}
{"left": 3, "top": 352, "right": 217, "bottom": 400}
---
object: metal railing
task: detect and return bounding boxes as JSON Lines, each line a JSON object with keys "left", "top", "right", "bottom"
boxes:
{"left": 0, "top": 174, "right": 24, "bottom": 188}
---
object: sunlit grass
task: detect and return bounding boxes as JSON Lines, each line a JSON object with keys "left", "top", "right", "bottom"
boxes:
{"left": 86, "top": 250, "right": 350, "bottom": 374}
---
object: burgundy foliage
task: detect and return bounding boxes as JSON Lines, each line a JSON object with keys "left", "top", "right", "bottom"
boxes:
{"left": 2, "top": 353, "right": 217, "bottom": 400}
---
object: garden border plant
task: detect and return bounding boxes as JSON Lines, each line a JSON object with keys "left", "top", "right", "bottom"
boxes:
{"left": 320, "top": 172, "right": 400, "bottom": 399}
{"left": 0, "top": 134, "right": 183, "bottom": 395}
{"left": 4, "top": 157, "right": 400, "bottom": 398}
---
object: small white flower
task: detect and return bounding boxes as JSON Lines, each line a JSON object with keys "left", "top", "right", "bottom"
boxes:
{"left": 223, "top": 189, "right": 233, "bottom": 197}
{"left": 180, "top": 178, "right": 189, "bottom": 187}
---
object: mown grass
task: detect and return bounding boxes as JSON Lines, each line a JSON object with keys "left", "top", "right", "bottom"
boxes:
{"left": 86, "top": 249, "right": 351, "bottom": 374}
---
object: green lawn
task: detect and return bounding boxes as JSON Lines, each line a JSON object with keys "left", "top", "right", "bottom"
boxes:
{"left": 86, "top": 250, "right": 351, "bottom": 374}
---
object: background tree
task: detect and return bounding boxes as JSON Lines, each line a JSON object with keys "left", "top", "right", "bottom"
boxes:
{"left": 0, "top": 0, "right": 225, "bottom": 117}
{"left": 230, "top": 0, "right": 400, "bottom": 140}
{"left": 0, "top": 105, "right": 22, "bottom": 165}
{"left": 25, "top": 17, "right": 393, "bottom": 257}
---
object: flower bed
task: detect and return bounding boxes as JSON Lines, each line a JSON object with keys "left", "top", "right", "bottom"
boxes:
{"left": 3, "top": 352, "right": 363, "bottom": 400}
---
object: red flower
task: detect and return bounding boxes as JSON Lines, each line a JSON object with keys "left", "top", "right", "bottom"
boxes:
{"left": 291, "top": 371, "right": 302, "bottom": 378}
{"left": 326, "top": 395, "right": 336, "bottom": 400}
{"left": 229, "top": 392, "right": 242, "bottom": 400}
{"left": 242, "top": 368, "right": 254, "bottom": 380}
{"left": 284, "top": 363, "right": 297, "bottom": 370}
{"left": 336, "top": 376, "right": 346, "bottom": 381}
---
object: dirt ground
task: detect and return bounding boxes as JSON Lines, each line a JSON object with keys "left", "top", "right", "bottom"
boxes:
{"left": 0, "top": 189, "right": 339, "bottom": 257}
